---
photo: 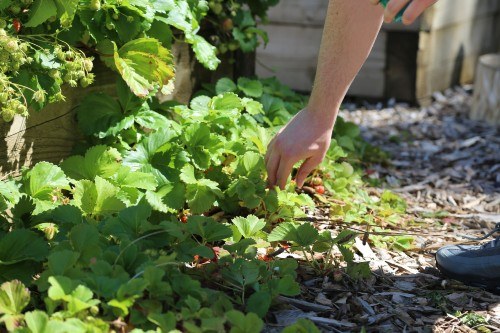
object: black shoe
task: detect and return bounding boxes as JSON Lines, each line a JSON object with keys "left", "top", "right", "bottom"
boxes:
{"left": 435, "top": 223, "right": 500, "bottom": 294}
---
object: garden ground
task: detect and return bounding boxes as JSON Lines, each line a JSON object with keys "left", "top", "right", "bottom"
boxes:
{"left": 265, "top": 86, "right": 500, "bottom": 332}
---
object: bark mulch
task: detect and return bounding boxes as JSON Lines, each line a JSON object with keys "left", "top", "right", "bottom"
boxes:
{"left": 266, "top": 86, "right": 500, "bottom": 333}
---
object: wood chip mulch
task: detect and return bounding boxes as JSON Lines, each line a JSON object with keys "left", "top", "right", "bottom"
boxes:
{"left": 265, "top": 86, "right": 500, "bottom": 333}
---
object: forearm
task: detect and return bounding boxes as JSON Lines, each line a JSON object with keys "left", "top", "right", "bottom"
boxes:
{"left": 309, "top": 0, "right": 384, "bottom": 124}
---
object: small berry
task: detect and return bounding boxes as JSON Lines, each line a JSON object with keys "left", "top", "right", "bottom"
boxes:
{"left": 314, "top": 185, "right": 325, "bottom": 195}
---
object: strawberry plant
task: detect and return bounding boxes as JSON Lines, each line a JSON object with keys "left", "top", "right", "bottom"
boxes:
{"left": 205, "top": 0, "right": 279, "bottom": 54}
{"left": 0, "top": 75, "right": 416, "bottom": 330}
{"left": 0, "top": 0, "right": 220, "bottom": 121}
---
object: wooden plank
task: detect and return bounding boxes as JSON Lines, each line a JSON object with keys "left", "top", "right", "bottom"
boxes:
{"left": 266, "top": 0, "right": 328, "bottom": 27}
{"left": 256, "top": 24, "right": 386, "bottom": 97}
{"left": 422, "top": 0, "right": 500, "bottom": 31}
{"left": 1, "top": 42, "right": 194, "bottom": 178}
{"left": 0, "top": 76, "right": 116, "bottom": 178}
{"left": 471, "top": 54, "right": 500, "bottom": 124}
{"left": 416, "top": 9, "right": 500, "bottom": 101}
{"left": 265, "top": 0, "right": 420, "bottom": 32}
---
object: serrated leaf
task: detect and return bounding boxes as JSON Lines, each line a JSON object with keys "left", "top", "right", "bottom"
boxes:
{"left": 47, "top": 276, "right": 74, "bottom": 300}
{"left": 69, "top": 224, "right": 101, "bottom": 263}
{"left": 268, "top": 223, "right": 318, "bottom": 247}
{"left": 246, "top": 290, "right": 271, "bottom": 318}
{"left": 189, "top": 35, "right": 220, "bottom": 70}
{"left": 238, "top": 78, "right": 263, "bottom": 98}
{"left": 53, "top": 0, "right": 78, "bottom": 25}
{"left": 226, "top": 310, "right": 264, "bottom": 333}
{"left": 25, "top": 0, "right": 57, "bottom": 27}
{"left": 108, "top": 38, "right": 175, "bottom": 97}
{"left": 186, "top": 216, "right": 232, "bottom": 242}
{"left": 73, "top": 177, "right": 126, "bottom": 216}
{"left": 215, "top": 78, "right": 237, "bottom": 95}
{"left": 0, "top": 229, "right": 49, "bottom": 265}
{"left": 22, "top": 162, "right": 69, "bottom": 201}
{"left": 211, "top": 93, "right": 243, "bottom": 111}
{"left": 0, "top": 280, "right": 30, "bottom": 315}
{"left": 232, "top": 215, "right": 266, "bottom": 239}
{"left": 61, "top": 146, "right": 121, "bottom": 180}
{"left": 185, "top": 179, "right": 222, "bottom": 214}
{"left": 277, "top": 275, "right": 300, "bottom": 296}
{"left": 242, "top": 98, "right": 264, "bottom": 115}
{"left": 145, "top": 182, "right": 185, "bottom": 213}
{"left": 76, "top": 93, "right": 134, "bottom": 138}
{"left": 24, "top": 310, "right": 50, "bottom": 333}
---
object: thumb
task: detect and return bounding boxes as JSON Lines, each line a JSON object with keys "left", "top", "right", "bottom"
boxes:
{"left": 295, "top": 157, "right": 321, "bottom": 188}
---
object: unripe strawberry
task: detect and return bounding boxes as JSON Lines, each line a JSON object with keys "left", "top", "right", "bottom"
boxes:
{"left": 311, "top": 177, "right": 323, "bottom": 186}
{"left": 9, "top": 5, "right": 21, "bottom": 15}
{"left": 90, "top": 0, "right": 101, "bottom": 11}
{"left": 221, "top": 18, "right": 233, "bottom": 32}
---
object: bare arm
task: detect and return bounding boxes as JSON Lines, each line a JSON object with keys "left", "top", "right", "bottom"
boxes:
{"left": 265, "top": 0, "right": 384, "bottom": 189}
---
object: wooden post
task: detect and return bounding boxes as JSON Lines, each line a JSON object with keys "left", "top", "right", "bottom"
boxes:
{"left": 471, "top": 54, "right": 500, "bottom": 125}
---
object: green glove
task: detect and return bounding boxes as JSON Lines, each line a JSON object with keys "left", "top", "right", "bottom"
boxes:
{"left": 379, "top": 0, "right": 411, "bottom": 23}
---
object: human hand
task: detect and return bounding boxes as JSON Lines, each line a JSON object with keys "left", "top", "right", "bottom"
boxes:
{"left": 265, "top": 108, "right": 334, "bottom": 190}
{"left": 370, "top": 0, "right": 438, "bottom": 25}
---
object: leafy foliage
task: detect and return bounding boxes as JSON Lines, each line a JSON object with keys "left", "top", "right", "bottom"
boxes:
{"left": 0, "top": 67, "right": 411, "bottom": 332}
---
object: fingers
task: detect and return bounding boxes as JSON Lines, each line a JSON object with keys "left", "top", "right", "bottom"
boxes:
{"left": 265, "top": 148, "right": 281, "bottom": 188}
{"left": 295, "top": 157, "right": 320, "bottom": 189}
{"left": 402, "top": 0, "right": 437, "bottom": 25}
{"left": 369, "top": 0, "right": 380, "bottom": 4}
{"left": 276, "top": 159, "right": 294, "bottom": 190}
{"left": 383, "top": 0, "right": 410, "bottom": 23}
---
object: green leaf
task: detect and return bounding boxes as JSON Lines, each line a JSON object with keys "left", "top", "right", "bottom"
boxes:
{"left": 148, "top": 312, "right": 177, "bottom": 333}
{"left": 190, "top": 35, "right": 220, "bottom": 70}
{"left": 61, "top": 146, "right": 121, "bottom": 180}
{"left": 73, "top": 177, "right": 126, "bottom": 216}
{"left": 216, "top": 78, "right": 237, "bottom": 95}
{"left": 232, "top": 215, "right": 266, "bottom": 239}
{"left": 108, "top": 38, "right": 175, "bottom": 97}
{"left": 22, "top": 162, "right": 69, "bottom": 201}
{"left": 237, "top": 78, "right": 263, "bottom": 98}
{"left": 69, "top": 224, "right": 101, "bottom": 263}
{"left": 0, "top": 229, "right": 49, "bottom": 265}
{"left": 47, "top": 250, "right": 80, "bottom": 276}
{"left": 0, "top": 180, "right": 21, "bottom": 211}
{"left": 47, "top": 276, "right": 74, "bottom": 300}
{"left": 53, "top": 0, "right": 78, "bottom": 25}
{"left": 24, "top": 310, "right": 50, "bottom": 333}
{"left": 282, "top": 319, "right": 321, "bottom": 333}
{"left": 277, "top": 275, "right": 300, "bottom": 296}
{"left": 226, "top": 310, "right": 263, "bottom": 333}
{"left": 246, "top": 291, "right": 271, "bottom": 318}
{"left": 0, "top": 280, "right": 30, "bottom": 315}
{"left": 186, "top": 216, "right": 232, "bottom": 242}
{"left": 185, "top": 179, "right": 222, "bottom": 214}
{"left": 145, "top": 182, "right": 185, "bottom": 213}
{"left": 76, "top": 93, "right": 133, "bottom": 138}
{"left": 222, "top": 259, "right": 260, "bottom": 288}
{"left": 212, "top": 93, "right": 243, "bottom": 111}
{"left": 183, "top": 123, "right": 211, "bottom": 170}
{"left": 112, "top": 167, "right": 157, "bottom": 190}
{"left": 242, "top": 98, "right": 264, "bottom": 115}
{"left": 267, "top": 223, "right": 318, "bottom": 247}
{"left": 25, "top": 0, "right": 57, "bottom": 27}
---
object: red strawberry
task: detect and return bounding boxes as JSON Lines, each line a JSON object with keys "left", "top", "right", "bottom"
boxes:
{"left": 13, "top": 19, "right": 21, "bottom": 33}
{"left": 314, "top": 185, "right": 325, "bottom": 194}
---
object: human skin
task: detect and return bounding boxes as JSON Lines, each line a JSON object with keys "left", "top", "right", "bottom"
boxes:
{"left": 265, "top": 0, "right": 438, "bottom": 190}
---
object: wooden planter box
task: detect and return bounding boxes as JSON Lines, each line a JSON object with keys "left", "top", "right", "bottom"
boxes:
{"left": 0, "top": 40, "right": 255, "bottom": 178}
{"left": 0, "top": 42, "right": 196, "bottom": 178}
{"left": 256, "top": 0, "right": 500, "bottom": 103}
